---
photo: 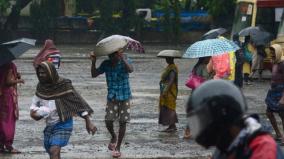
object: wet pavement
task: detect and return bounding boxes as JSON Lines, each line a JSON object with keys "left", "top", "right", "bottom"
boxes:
{"left": 0, "top": 44, "right": 280, "bottom": 158}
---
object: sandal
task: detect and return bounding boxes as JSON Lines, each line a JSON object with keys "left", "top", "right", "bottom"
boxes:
{"left": 112, "top": 150, "right": 121, "bottom": 158}
{"left": 0, "top": 148, "right": 5, "bottom": 153}
{"left": 161, "top": 127, "right": 177, "bottom": 133}
{"left": 5, "top": 148, "right": 21, "bottom": 154}
{"left": 108, "top": 143, "right": 116, "bottom": 151}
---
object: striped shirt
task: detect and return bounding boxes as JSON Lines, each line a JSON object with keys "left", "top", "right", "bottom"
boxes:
{"left": 98, "top": 58, "right": 132, "bottom": 101}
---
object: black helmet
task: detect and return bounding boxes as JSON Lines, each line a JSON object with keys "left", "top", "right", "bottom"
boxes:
{"left": 187, "top": 80, "right": 247, "bottom": 148}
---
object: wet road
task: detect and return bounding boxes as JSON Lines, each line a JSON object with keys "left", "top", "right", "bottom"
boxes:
{"left": 0, "top": 44, "right": 278, "bottom": 158}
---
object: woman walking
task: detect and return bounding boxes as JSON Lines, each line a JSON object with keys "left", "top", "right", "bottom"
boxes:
{"left": 0, "top": 62, "right": 24, "bottom": 153}
{"left": 184, "top": 57, "right": 212, "bottom": 138}
{"left": 157, "top": 50, "right": 181, "bottom": 132}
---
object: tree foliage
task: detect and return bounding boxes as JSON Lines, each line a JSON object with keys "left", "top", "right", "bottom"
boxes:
{"left": 120, "top": 0, "right": 137, "bottom": 34}
{"left": 30, "top": 0, "right": 61, "bottom": 40}
{"left": 0, "top": 0, "right": 11, "bottom": 16}
{"left": 199, "top": 0, "right": 236, "bottom": 25}
{"left": 159, "top": 0, "right": 181, "bottom": 43}
{"left": 4, "top": 0, "right": 32, "bottom": 30}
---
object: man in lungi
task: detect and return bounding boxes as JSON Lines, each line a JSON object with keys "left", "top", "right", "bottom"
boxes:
{"left": 265, "top": 44, "right": 284, "bottom": 145}
{"left": 90, "top": 37, "right": 133, "bottom": 158}
{"left": 30, "top": 62, "right": 97, "bottom": 159}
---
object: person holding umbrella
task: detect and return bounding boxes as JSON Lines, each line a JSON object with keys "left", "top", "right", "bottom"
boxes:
{"left": 157, "top": 50, "right": 181, "bottom": 132}
{"left": 90, "top": 36, "right": 135, "bottom": 158}
{"left": 184, "top": 56, "right": 212, "bottom": 138}
{"left": 0, "top": 62, "right": 24, "bottom": 154}
{"left": 0, "top": 38, "right": 35, "bottom": 154}
{"left": 239, "top": 26, "right": 269, "bottom": 84}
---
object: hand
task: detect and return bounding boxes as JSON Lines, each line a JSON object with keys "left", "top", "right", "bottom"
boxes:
{"left": 14, "top": 107, "right": 19, "bottom": 120}
{"left": 86, "top": 121, "right": 97, "bottom": 135}
{"left": 16, "top": 72, "right": 21, "bottom": 79}
{"left": 17, "top": 79, "right": 25, "bottom": 84}
{"left": 90, "top": 51, "right": 97, "bottom": 62}
{"left": 117, "top": 52, "right": 126, "bottom": 60}
{"left": 30, "top": 110, "right": 43, "bottom": 121}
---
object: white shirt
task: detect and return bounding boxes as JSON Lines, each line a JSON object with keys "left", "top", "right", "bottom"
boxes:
{"left": 30, "top": 95, "right": 60, "bottom": 125}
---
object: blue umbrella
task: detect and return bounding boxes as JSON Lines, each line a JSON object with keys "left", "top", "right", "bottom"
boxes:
{"left": 183, "top": 39, "right": 240, "bottom": 58}
{"left": 0, "top": 38, "right": 36, "bottom": 66}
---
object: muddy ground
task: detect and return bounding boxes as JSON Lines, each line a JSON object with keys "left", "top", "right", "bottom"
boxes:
{"left": 0, "top": 44, "right": 278, "bottom": 159}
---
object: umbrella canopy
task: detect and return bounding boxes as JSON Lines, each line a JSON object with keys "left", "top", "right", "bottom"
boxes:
{"left": 202, "top": 28, "right": 227, "bottom": 40}
{"left": 239, "top": 26, "right": 261, "bottom": 36}
{"left": 122, "top": 36, "right": 145, "bottom": 53}
{"left": 239, "top": 26, "right": 271, "bottom": 45}
{"left": 157, "top": 50, "right": 182, "bottom": 58}
{"left": 250, "top": 30, "right": 272, "bottom": 46}
{"left": 183, "top": 39, "right": 240, "bottom": 58}
{"left": 219, "top": 37, "right": 240, "bottom": 51}
{"left": 0, "top": 38, "right": 36, "bottom": 66}
{"left": 94, "top": 35, "right": 145, "bottom": 56}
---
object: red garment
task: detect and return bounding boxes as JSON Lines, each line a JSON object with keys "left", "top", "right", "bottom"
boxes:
{"left": 249, "top": 134, "right": 277, "bottom": 159}
{"left": 0, "top": 62, "right": 18, "bottom": 149}
{"left": 33, "top": 39, "right": 60, "bottom": 67}
{"left": 211, "top": 53, "right": 230, "bottom": 79}
{"left": 226, "top": 134, "right": 277, "bottom": 159}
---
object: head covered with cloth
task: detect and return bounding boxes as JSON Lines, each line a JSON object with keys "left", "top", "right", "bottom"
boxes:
{"left": 270, "top": 44, "right": 284, "bottom": 64}
{"left": 35, "top": 61, "right": 93, "bottom": 121}
{"left": 33, "top": 39, "right": 61, "bottom": 69}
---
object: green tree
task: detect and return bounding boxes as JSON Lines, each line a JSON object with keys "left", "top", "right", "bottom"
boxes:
{"left": 98, "top": 0, "right": 115, "bottom": 36}
{"left": 0, "top": 0, "right": 10, "bottom": 30}
{"left": 184, "top": 0, "right": 192, "bottom": 11}
{"left": 30, "top": 0, "right": 61, "bottom": 40}
{"left": 0, "top": 0, "right": 32, "bottom": 42}
{"left": 171, "top": 0, "right": 181, "bottom": 43}
{"left": 120, "top": 0, "right": 137, "bottom": 35}
{"left": 4, "top": 0, "right": 32, "bottom": 30}
{"left": 160, "top": 0, "right": 181, "bottom": 43}
{"left": 161, "top": 0, "right": 171, "bottom": 39}
{"left": 76, "top": 0, "right": 96, "bottom": 15}
{"left": 0, "top": 0, "right": 10, "bottom": 16}
{"left": 199, "top": 0, "right": 236, "bottom": 26}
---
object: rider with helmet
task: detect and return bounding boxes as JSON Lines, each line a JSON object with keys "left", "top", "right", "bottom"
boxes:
{"left": 186, "top": 80, "right": 283, "bottom": 159}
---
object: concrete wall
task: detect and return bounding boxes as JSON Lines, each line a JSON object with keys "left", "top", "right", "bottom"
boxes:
{"left": 2, "top": 30, "right": 207, "bottom": 44}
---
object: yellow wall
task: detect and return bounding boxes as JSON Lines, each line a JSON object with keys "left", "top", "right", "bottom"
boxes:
{"left": 237, "top": 0, "right": 257, "bottom": 26}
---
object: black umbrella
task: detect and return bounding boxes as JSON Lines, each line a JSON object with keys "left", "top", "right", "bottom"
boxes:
{"left": 239, "top": 26, "right": 261, "bottom": 36}
{"left": 239, "top": 26, "right": 271, "bottom": 45}
{"left": 250, "top": 31, "right": 272, "bottom": 46}
{"left": 0, "top": 38, "right": 36, "bottom": 66}
{"left": 202, "top": 28, "right": 227, "bottom": 40}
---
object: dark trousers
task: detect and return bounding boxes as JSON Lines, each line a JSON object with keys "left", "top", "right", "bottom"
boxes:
{"left": 234, "top": 63, "right": 243, "bottom": 88}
